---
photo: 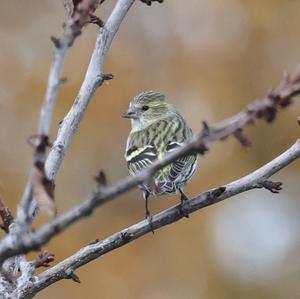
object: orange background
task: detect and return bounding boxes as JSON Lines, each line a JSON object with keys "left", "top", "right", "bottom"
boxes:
{"left": 0, "top": 1, "right": 300, "bottom": 298}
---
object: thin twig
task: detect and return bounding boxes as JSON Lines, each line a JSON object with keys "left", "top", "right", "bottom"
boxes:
{"left": 14, "top": 139, "right": 300, "bottom": 298}
{"left": 200, "top": 69, "right": 300, "bottom": 147}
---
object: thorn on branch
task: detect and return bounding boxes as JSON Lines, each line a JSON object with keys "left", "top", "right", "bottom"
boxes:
{"left": 261, "top": 180, "right": 283, "bottom": 193}
{"left": 297, "top": 116, "right": 300, "bottom": 126}
{"left": 70, "top": 273, "right": 81, "bottom": 283}
{"left": 88, "top": 238, "right": 100, "bottom": 245}
{"left": 102, "top": 73, "right": 114, "bottom": 81}
{"left": 94, "top": 170, "right": 107, "bottom": 188}
{"left": 0, "top": 199, "right": 14, "bottom": 233}
{"left": 233, "top": 128, "right": 252, "bottom": 148}
{"left": 33, "top": 250, "right": 55, "bottom": 268}
{"left": 257, "top": 99, "right": 278, "bottom": 123}
{"left": 60, "top": 77, "right": 68, "bottom": 85}
{"left": 194, "top": 139, "right": 209, "bottom": 155}
{"left": 66, "top": 268, "right": 81, "bottom": 283}
{"left": 50, "top": 36, "right": 61, "bottom": 48}
{"left": 201, "top": 121, "right": 211, "bottom": 136}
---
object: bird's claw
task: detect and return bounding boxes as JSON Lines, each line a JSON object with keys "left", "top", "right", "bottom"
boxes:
{"left": 179, "top": 200, "right": 190, "bottom": 218}
{"left": 145, "top": 212, "right": 155, "bottom": 234}
{"left": 179, "top": 190, "right": 190, "bottom": 218}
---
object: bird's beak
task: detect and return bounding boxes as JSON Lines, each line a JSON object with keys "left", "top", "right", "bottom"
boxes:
{"left": 122, "top": 110, "right": 137, "bottom": 119}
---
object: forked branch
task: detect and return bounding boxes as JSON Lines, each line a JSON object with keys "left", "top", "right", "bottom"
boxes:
{"left": 0, "top": 69, "right": 299, "bottom": 267}
{"left": 14, "top": 139, "right": 300, "bottom": 298}
{"left": 17, "top": 0, "right": 103, "bottom": 226}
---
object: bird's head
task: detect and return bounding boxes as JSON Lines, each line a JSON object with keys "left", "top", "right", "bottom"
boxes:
{"left": 122, "top": 91, "right": 175, "bottom": 131}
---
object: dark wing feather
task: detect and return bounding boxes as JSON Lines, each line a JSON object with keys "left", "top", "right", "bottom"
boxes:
{"left": 166, "top": 141, "right": 197, "bottom": 184}
{"left": 126, "top": 145, "right": 157, "bottom": 175}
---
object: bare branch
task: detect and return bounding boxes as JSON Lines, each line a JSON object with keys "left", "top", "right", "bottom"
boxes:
{"left": 17, "top": 0, "right": 101, "bottom": 226}
{"left": 1, "top": 0, "right": 299, "bottom": 294}
{"left": 94, "top": 170, "right": 108, "bottom": 187}
{"left": 4, "top": 1, "right": 104, "bottom": 292}
{"left": 45, "top": 0, "right": 135, "bottom": 181}
{"left": 14, "top": 139, "right": 300, "bottom": 297}
{"left": 1, "top": 135, "right": 300, "bottom": 269}
{"left": 200, "top": 69, "right": 300, "bottom": 147}
{"left": 0, "top": 67, "right": 299, "bottom": 268}
{"left": 0, "top": 4, "right": 136, "bottom": 288}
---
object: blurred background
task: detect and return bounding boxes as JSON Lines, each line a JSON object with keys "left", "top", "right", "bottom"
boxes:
{"left": 0, "top": 0, "right": 300, "bottom": 298}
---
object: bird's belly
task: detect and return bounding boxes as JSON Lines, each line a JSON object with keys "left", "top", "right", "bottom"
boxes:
{"left": 139, "top": 180, "right": 177, "bottom": 196}
{"left": 140, "top": 169, "right": 192, "bottom": 196}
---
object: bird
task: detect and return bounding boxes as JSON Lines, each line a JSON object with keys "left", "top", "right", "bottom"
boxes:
{"left": 122, "top": 91, "right": 198, "bottom": 223}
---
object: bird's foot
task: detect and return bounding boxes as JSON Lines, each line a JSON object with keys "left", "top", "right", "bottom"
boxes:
{"left": 179, "top": 189, "right": 190, "bottom": 218}
{"left": 145, "top": 211, "right": 155, "bottom": 234}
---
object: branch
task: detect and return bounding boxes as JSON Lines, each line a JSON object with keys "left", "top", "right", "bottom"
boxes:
{"left": 4, "top": 0, "right": 297, "bottom": 297}
{"left": 0, "top": 1, "right": 136, "bottom": 295}
{"left": 200, "top": 70, "right": 300, "bottom": 147}
{"left": 15, "top": 139, "right": 300, "bottom": 298}
{"left": 0, "top": 69, "right": 299, "bottom": 267}
{"left": 3, "top": 1, "right": 104, "bottom": 293}
{"left": 45, "top": 0, "right": 135, "bottom": 181}
{"left": 17, "top": 0, "right": 101, "bottom": 226}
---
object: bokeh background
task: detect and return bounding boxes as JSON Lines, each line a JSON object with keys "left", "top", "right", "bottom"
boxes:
{"left": 1, "top": 1, "right": 300, "bottom": 298}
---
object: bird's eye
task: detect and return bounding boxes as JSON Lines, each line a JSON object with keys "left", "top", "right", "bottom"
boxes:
{"left": 142, "top": 105, "right": 149, "bottom": 111}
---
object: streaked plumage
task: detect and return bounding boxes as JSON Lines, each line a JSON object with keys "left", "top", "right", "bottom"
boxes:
{"left": 123, "top": 91, "right": 197, "bottom": 218}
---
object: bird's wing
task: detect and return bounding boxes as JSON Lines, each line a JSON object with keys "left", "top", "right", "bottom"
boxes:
{"left": 165, "top": 141, "right": 196, "bottom": 183}
{"left": 125, "top": 144, "right": 157, "bottom": 175}
{"left": 162, "top": 114, "right": 198, "bottom": 185}
{"left": 124, "top": 118, "right": 169, "bottom": 176}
